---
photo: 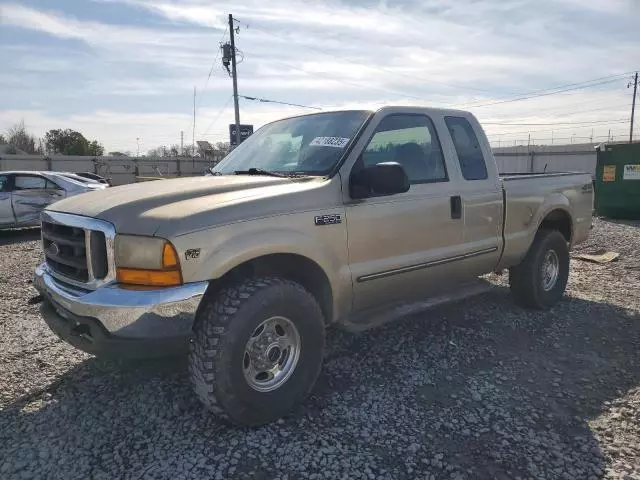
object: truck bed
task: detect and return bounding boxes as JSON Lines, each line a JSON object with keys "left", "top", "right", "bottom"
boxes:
{"left": 498, "top": 171, "right": 593, "bottom": 269}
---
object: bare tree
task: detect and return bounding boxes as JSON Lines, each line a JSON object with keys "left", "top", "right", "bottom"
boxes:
{"left": 6, "top": 120, "right": 39, "bottom": 154}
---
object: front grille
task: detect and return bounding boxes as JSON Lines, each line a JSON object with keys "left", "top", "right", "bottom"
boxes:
{"left": 41, "top": 213, "right": 113, "bottom": 287}
{"left": 42, "top": 221, "right": 89, "bottom": 282}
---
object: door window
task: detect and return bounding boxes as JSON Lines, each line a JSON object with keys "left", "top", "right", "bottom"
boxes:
{"left": 45, "top": 179, "right": 62, "bottom": 190}
{"left": 362, "top": 114, "right": 447, "bottom": 184}
{"left": 14, "top": 175, "right": 47, "bottom": 190}
{"left": 445, "top": 116, "right": 488, "bottom": 180}
{"left": 0, "top": 175, "right": 9, "bottom": 192}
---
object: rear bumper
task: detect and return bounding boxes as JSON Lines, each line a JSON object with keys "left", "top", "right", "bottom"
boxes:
{"left": 33, "top": 263, "right": 208, "bottom": 358}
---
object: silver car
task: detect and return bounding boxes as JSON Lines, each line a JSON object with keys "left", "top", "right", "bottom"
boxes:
{"left": 0, "top": 171, "right": 108, "bottom": 229}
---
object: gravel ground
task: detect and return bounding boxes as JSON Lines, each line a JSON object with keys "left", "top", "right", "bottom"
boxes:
{"left": 1, "top": 219, "right": 639, "bottom": 480}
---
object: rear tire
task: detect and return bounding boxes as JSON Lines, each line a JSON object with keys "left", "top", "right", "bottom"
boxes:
{"left": 509, "top": 229, "right": 570, "bottom": 310}
{"left": 189, "top": 276, "right": 325, "bottom": 426}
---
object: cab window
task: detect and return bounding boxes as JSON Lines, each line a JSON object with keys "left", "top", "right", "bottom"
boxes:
{"left": 362, "top": 114, "right": 447, "bottom": 184}
{"left": 445, "top": 116, "right": 488, "bottom": 181}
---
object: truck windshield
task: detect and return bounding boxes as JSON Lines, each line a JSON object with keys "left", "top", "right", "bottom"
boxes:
{"left": 212, "top": 110, "right": 371, "bottom": 176}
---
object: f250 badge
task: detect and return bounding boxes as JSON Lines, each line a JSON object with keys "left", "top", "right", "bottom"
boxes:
{"left": 314, "top": 214, "right": 342, "bottom": 226}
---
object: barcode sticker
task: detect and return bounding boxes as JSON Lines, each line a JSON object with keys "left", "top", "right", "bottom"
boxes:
{"left": 309, "top": 137, "right": 350, "bottom": 148}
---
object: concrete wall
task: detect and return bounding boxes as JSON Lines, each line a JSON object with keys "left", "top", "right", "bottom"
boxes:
{"left": 0, "top": 155, "right": 221, "bottom": 185}
{"left": 493, "top": 143, "right": 598, "bottom": 177}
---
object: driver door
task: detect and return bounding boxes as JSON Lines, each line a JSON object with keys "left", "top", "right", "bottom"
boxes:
{"left": 344, "top": 113, "right": 466, "bottom": 311}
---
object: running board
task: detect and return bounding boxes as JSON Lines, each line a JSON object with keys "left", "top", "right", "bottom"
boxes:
{"left": 341, "top": 280, "right": 496, "bottom": 333}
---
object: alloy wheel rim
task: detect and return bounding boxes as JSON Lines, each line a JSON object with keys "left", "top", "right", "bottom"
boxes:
{"left": 541, "top": 249, "right": 560, "bottom": 291}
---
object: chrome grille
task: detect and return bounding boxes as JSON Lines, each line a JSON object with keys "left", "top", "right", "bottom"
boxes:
{"left": 42, "top": 221, "right": 89, "bottom": 282}
{"left": 41, "top": 211, "right": 116, "bottom": 289}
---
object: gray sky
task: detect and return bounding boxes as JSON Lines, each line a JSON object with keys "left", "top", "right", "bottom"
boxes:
{"left": 1, "top": 0, "right": 639, "bottom": 153}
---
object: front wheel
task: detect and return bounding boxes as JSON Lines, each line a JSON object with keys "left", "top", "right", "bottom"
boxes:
{"left": 509, "top": 229, "right": 570, "bottom": 309}
{"left": 189, "top": 276, "right": 325, "bottom": 426}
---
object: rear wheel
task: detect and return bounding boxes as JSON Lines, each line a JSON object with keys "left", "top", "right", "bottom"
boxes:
{"left": 509, "top": 229, "right": 570, "bottom": 309}
{"left": 189, "top": 276, "right": 325, "bottom": 426}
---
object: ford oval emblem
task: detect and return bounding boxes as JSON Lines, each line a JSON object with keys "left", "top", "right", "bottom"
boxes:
{"left": 47, "top": 242, "right": 60, "bottom": 256}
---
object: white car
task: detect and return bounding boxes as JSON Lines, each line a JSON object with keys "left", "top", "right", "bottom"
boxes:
{"left": 0, "top": 171, "right": 108, "bottom": 229}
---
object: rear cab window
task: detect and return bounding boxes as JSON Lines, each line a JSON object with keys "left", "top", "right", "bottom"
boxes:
{"left": 445, "top": 116, "right": 488, "bottom": 181}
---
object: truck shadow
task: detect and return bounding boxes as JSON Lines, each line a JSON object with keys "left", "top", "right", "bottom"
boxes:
{"left": 1, "top": 290, "right": 637, "bottom": 479}
{"left": 0, "top": 227, "right": 40, "bottom": 246}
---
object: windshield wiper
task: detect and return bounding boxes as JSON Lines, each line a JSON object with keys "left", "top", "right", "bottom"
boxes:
{"left": 234, "top": 168, "right": 289, "bottom": 178}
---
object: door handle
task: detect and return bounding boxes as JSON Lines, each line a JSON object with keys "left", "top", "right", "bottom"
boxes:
{"left": 450, "top": 195, "right": 462, "bottom": 219}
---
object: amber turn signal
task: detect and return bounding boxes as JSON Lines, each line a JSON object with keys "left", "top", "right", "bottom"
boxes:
{"left": 117, "top": 268, "right": 182, "bottom": 287}
{"left": 162, "top": 242, "right": 179, "bottom": 268}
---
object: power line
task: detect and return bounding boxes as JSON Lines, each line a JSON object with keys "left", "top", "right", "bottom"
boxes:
{"left": 238, "top": 17, "right": 638, "bottom": 114}
{"left": 195, "top": 26, "right": 229, "bottom": 114}
{"left": 486, "top": 119, "right": 630, "bottom": 137}
{"left": 239, "top": 17, "right": 637, "bottom": 109}
{"left": 240, "top": 49, "right": 431, "bottom": 103}
{"left": 237, "top": 19, "right": 501, "bottom": 95}
{"left": 460, "top": 77, "right": 629, "bottom": 109}
{"left": 200, "top": 94, "right": 234, "bottom": 136}
{"left": 522, "top": 101, "right": 630, "bottom": 118}
{"left": 489, "top": 131, "right": 630, "bottom": 147}
{"left": 239, "top": 95, "right": 322, "bottom": 110}
{"left": 483, "top": 117, "right": 629, "bottom": 126}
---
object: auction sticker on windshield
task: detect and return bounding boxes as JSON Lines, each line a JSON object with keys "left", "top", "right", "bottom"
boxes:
{"left": 623, "top": 164, "right": 640, "bottom": 180}
{"left": 309, "top": 137, "right": 350, "bottom": 148}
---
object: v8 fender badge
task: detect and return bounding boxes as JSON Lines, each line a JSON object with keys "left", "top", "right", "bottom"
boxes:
{"left": 314, "top": 214, "right": 342, "bottom": 226}
{"left": 185, "top": 248, "right": 201, "bottom": 260}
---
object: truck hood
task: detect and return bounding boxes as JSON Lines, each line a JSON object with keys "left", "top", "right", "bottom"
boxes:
{"left": 47, "top": 175, "right": 335, "bottom": 237}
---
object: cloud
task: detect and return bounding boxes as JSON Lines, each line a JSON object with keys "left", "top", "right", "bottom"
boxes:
{"left": 1, "top": 0, "right": 638, "bottom": 151}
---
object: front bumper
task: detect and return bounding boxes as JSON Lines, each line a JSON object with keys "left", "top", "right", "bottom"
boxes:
{"left": 33, "top": 263, "right": 208, "bottom": 358}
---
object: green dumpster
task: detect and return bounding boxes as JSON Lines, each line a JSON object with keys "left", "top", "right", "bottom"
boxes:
{"left": 595, "top": 143, "right": 640, "bottom": 219}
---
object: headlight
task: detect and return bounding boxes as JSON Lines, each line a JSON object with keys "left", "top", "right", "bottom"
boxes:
{"left": 115, "top": 235, "right": 182, "bottom": 287}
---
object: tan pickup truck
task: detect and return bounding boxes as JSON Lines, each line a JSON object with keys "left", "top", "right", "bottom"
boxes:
{"left": 34, "top": 106, "right": 593, "bottom": 425}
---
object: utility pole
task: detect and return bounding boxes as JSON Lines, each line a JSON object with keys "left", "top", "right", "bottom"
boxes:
{"left": 229, "top": 14, "right": 241, "bottom": 146}
{"left": 629, "top": 72, "right": 638, "bottom": 143}
{"left": 192, "top": 86, "right": 196, "bottom": 158}
{"left": 181, "top": 131, "right": 184, "bottom": 155}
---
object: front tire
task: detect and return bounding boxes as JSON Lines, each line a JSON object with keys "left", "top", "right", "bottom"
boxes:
{"left": 189, "top": 276, "right": 325, "bottom": 426}
{"left": 509, "top": 229, "right": 570, "bottom": 309}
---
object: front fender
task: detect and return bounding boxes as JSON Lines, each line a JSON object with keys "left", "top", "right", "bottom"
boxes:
{"left": 172, "top": 219, "right": 351, "bottom": 322}
{"left": 196, "top": 228, "right": 343, "bottom": 283}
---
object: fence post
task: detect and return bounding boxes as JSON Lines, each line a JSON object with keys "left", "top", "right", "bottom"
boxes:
{"left": 46, "top": 156, "right": 52, "bottom": 171}
{"left": 176, "top": 158, "right": 182, "bottom": 178}
{"left": 529, "top": 150, "right": 535, "bottom": 173}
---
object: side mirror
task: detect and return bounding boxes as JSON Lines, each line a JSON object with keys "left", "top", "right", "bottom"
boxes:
{"left": 350, "top": 162, "right": 410, "bottom": 199}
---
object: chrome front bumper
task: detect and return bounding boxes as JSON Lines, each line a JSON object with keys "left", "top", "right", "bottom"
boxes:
{"left": 34, "top": 263, "right": 208, "bottom": 357}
